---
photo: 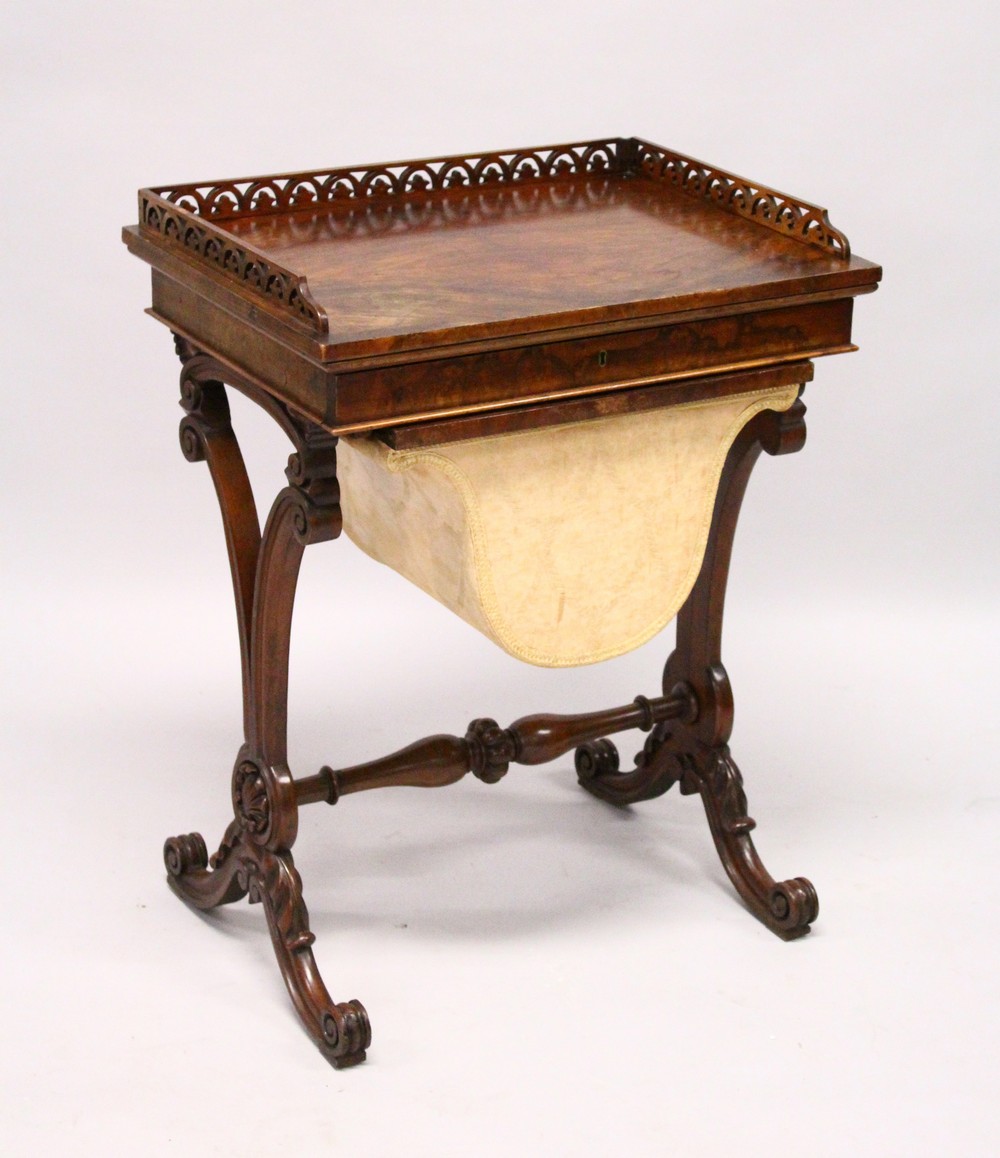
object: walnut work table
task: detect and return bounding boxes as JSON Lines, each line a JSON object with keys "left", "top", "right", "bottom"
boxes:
{"left": 124, "top": 137, "right": 881, "bottom": 1068}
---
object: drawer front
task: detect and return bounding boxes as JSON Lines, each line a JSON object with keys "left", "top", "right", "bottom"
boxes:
{"left": 329, "top": 297, "right": 854, "bottom": 431}
{"left": 379, "top": 361, "right": 814, "bottom": 450}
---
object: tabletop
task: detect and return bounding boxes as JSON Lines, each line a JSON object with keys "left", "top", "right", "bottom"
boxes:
{"left": 123, "top": 137, "right": 881, "bottom": 434}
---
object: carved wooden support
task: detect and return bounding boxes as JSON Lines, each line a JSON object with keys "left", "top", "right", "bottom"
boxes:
{"left": 176, "top": 349, "right": 261, "bottom": 736}
{"left": 167, "top": 340, "right": 367, "bottom": 1067}
{"left": 166, "top": 340, "right": 818, "bottom": 1072}
{"left": 164, "top": 819, "right": 370, "bottom": 1066}
{"left": 577, "top": 397, "right": 819, "bottom": 939}
{"left": 675, "top": 737, "right": 819, "bottom": 940}
{"left": 574, "top": 720, "right": 687, "bottom": 805}
{"left": 294, "top": 691, "right": 694, "bottom": 805}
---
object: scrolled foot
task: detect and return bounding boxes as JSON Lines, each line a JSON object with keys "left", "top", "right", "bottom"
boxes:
{"left": 163, "top": 822, "right": 248, "bottom": 909}
{"left": 683, "top": 745, "right": 819, "bottom": 940}
{"left": 321, "top": 999, "right": 372, "bottom": 1068}
{"left": 576, "top": 728, "right": 679, "bottom": 806}
{"left": 767, "top": 877, "right": 819, "bottom": 938}
{"left": 575, "top": 738, "right": 620, "bottom": 781}
{"left": 164, "top": 832, "right": 208, "bottom": 877}
{"left": 164, "top": 826, "right": 371, "bottom": 1065}
{"left": 248, "top": 847, "right": 371, "bottom": 1068}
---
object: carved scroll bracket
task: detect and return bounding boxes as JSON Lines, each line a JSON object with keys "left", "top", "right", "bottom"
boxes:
{"left": 283, "top": 429, "right": 342, "bottom": 547}
{"left": 177, "top": 357, "right": 234, "bottom": 460}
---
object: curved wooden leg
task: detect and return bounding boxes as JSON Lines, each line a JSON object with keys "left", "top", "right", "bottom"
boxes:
{"left": 671, "top": 397, "right": 817, "bottom": 937}
{"left": 175, "top": 349, "right": 260, "bottom": 738}
{"left": 676, "top": 741, "right": 818, "bottom": 939}
{"left": 163, "top": 825, "right": 370, "bottom": 1065}
{"left": 165, "top": 342, "right": 369, "bottom": 1067}
{"left": 238, "top": 478, "right": 370, "bottom": 1067}
{"left": 245, "top": 846, "right": 370, "bottom": 1066}
{"left": 578, "top": 395, "right": 819, "bottom": 939}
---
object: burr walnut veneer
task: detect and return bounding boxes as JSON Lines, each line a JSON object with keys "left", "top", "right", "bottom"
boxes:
{"left": 124, "top": 137, "right": 881, "bottom": 1068}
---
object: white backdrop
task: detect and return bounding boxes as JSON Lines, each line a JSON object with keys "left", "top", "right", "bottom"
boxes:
{"left": 3, "top": 3, "right": 998, "bottom": 1154}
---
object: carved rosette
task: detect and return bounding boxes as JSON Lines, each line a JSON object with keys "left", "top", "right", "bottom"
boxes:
{"left": 232, "top": 760, "right": 270, "bottom": 837}
{"left": 465, "top": 718, "right": 518, "bottom": 784}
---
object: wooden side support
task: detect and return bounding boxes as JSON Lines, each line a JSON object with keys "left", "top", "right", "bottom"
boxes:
{"left": 575, "top": 397, "right": 819, "bottom": 940}
{"left": 165, "top": 343, "right": 370, "bottom": 1069}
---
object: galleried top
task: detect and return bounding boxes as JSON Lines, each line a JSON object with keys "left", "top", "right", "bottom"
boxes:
{"left": 131, "top": 137, "right": 877, "bottom": 353}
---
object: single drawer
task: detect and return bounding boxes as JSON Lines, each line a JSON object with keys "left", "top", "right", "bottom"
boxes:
{"left": 329, "top": 297, "right": 853, "bottom": 432}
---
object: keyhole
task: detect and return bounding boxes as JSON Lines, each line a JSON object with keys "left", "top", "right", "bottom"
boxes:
{"left": 598, "top": 350, "right": 608, "bottom": 367}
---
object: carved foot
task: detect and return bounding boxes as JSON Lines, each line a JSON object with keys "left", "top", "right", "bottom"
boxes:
{"left": 164, "top": 821, "right": 370, "bottom": 1067}
{"left": 240, "top": 846, "right": 370, "bottom": 1067}
{"left": 163, "top": 822, "right": 248, "bottom": 909}
{"left": 679, "top": 745, "right": 818, "bottom": 940}
{"left": 575, "top": 725, "right": 680, "bottom": 806}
